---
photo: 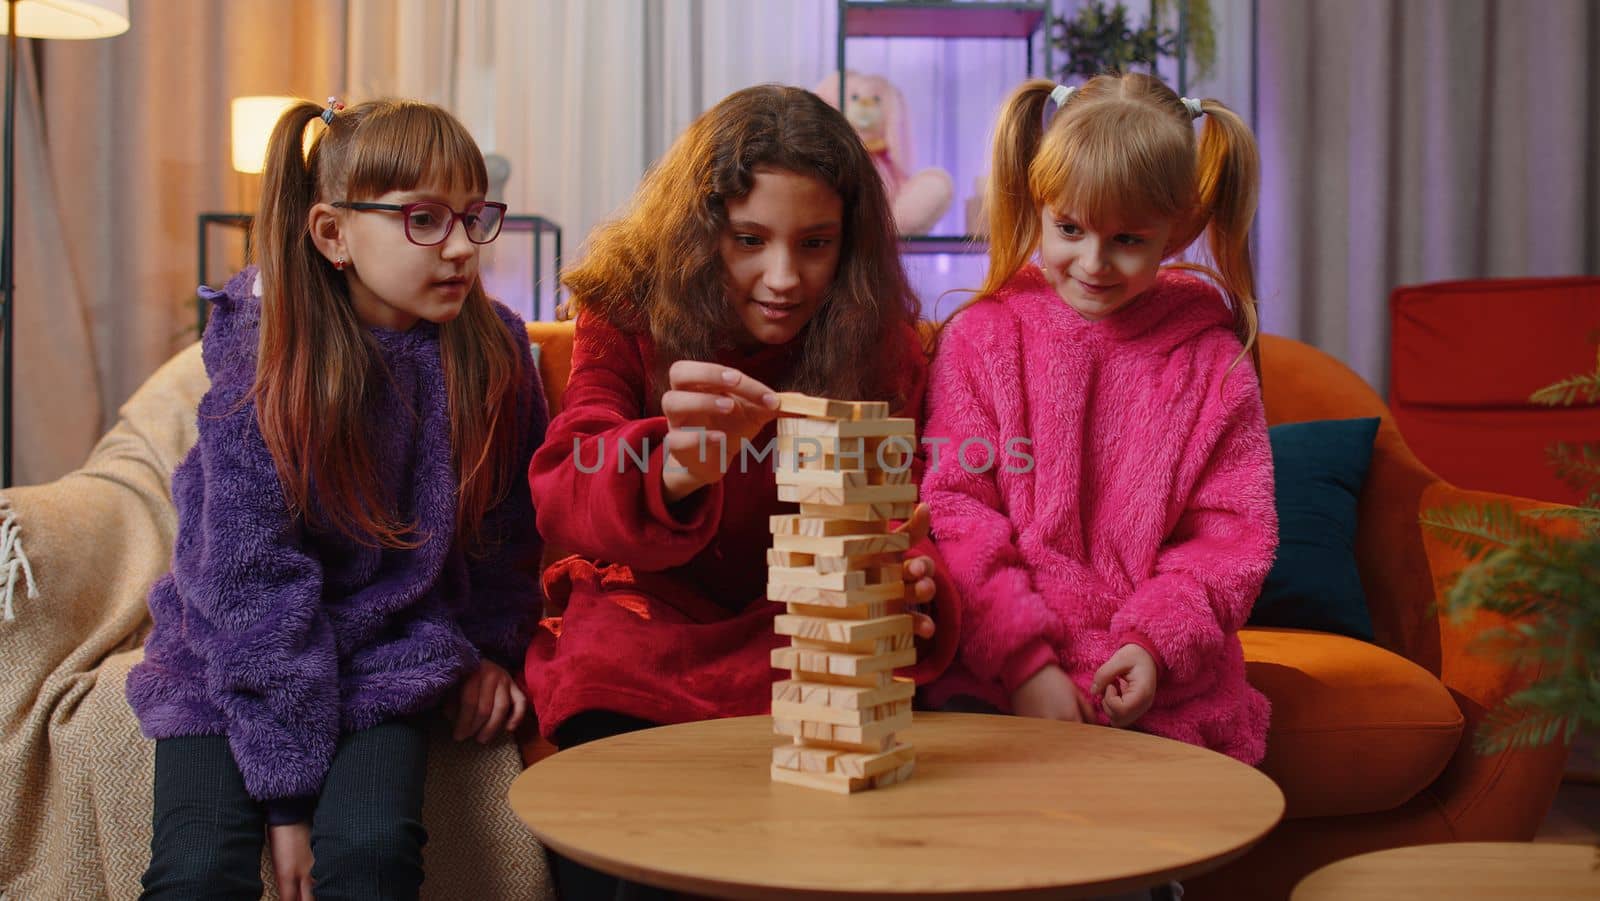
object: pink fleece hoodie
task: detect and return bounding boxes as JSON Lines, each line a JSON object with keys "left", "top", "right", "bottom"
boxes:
{"left": 922, "top": 266, "right": 1275, "bottom": 764}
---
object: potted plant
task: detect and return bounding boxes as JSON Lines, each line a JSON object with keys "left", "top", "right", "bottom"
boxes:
{"left": 1051, "top": 0, "right": 1217, "bottom": 85}
{"left": 1421, "top": 348, "right": 1600, "bottom": 757}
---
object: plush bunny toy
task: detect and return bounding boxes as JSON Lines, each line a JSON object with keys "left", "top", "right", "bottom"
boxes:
{"left": 814, "top": 70, "right": 954, "bottom": 236}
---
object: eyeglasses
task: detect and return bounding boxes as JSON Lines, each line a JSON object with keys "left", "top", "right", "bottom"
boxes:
{"left": 332, "top": 199, "right": 508, "bottom": 246}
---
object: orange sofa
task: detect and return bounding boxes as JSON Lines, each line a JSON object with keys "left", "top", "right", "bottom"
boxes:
{"left": 524, "top": 322, "right": 1568, "bottom": 900}
{"left": 1390, "top": 276, "right": 1600, "bottom": 506}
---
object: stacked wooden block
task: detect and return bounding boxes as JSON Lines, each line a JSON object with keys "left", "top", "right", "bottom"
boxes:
{"left": 768, "top": 392, "right": 920, "bottom": 793}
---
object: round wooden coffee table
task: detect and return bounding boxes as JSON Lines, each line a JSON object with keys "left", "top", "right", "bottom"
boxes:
{"left": 1292, "top": 842, "right": 1600, "bottom": 899}
{"left": 508, "top": 712, "right": 1284, "bottom": 899}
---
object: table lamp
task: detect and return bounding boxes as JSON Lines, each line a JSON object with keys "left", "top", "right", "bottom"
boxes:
{"left": 231, "top": 94, "right": 297, "bottom": 174}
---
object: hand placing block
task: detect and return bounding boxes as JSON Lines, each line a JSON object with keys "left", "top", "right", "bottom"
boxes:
{"left": 768, "top": 391, "right": 918, "bottom": 793}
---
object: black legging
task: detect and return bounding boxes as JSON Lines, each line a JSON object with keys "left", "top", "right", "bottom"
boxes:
{"left": 546, "top": 711, "right": 675, "bottom": 901}
{"left": 141, "top": 717, "right": 429, "bottom": 901}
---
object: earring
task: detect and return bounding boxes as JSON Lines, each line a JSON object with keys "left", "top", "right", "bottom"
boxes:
{"left": 334, "top": 257, "right": 346, "bottom": 271}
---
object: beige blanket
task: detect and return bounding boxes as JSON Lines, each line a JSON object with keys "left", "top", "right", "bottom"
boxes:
{"left": 0, "top": 343, "right": 551, "bottom": 900}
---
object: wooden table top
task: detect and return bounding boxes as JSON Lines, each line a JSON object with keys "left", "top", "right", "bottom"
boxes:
{"left": 1292, "top": 842, "right": 1600, "bottom": 900}
{"left": 508, "top": 712, "right": 1284, "bottom": 900}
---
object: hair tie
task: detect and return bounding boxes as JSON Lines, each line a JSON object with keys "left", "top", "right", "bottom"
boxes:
{"left": 321, "top": 96, "right": 345, "bottom": 125}
{"left": 1181, "top": 96, "right": 1204, "bottom": 119}
{"left": 1050, "top": 84, "right": 1075, "bottom": 109}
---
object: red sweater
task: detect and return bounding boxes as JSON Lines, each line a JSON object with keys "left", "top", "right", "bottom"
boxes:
{"left": 524, "top": 313, "right": 958, "bottom": 738}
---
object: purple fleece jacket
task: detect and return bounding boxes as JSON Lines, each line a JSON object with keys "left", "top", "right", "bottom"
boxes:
{"left": 126, "top": 267, "right": 547, "bottom": 808}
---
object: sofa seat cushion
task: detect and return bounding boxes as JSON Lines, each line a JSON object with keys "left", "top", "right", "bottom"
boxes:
{"left": 1242, "top": 627, "right": 1463, "bottom": 819}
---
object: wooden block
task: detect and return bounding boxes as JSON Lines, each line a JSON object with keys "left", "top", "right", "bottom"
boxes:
{"left": 771, "top": 709, "right": 912, "bottom": 746}
{"left": 772, "top": 744, "right": 804, "bottom": 771}
{"left": 777, "top": 452, "right": 859, "bottom": 473}
{"left": 764, "top": 563, "right": 896, "bottom": 592}
{"left": 784, "top": 667, "right": 893, "bottom": 688}
{"left": 777, "top": 482, "right": 918, "bottom": 506}
{"left": 772, "top": 744, "right": 848, "bottom": 775}
{"left": 793, "top": 631, "right": 916, "bottom": 656}
{"left": 769, "top": 515, "right": 887, "bottom": 537}
{"left": 774, "top": 393, "right": 860, "bottom": 420}
{"left": 766, "top": 548, "right": 814, "bottom": 567}
{"left": 809, "top": 551, "right": 901, "bottom": 575}
{"left": 799, "top": 501, "right": 915, "bottom": 521}
{"left": 774, "top": 468, "right": 870, "bottom": 490}
{"left": 771, "top": 697, "right": 911, "bottom": 727}
{"left": 771, "top": 644, "right": 916, "bottom": 677}
{"left": 770, "top": 532, "right": 911, "bottom": 557}
{"left": 774, "top": 393, "right": 894, "bottom": 422}
{"left": 774, "top": 613, "right": 913, "bottom": 646}
{"left": 876, "top": 467, "right": 913, "bottom": 486}
{"left": 777, "top": 417, "right": 915, "bottom": 439}
{"left": 794, "top": 745, "right": 844, "bottom": 773}
{"left": 772, "top": 726, "right": 899, "bottom": 754}
{"left": 871, "top": 757, "right": 917, "bottom": 788}
{"left": 767, "top": 566, "right": 865, "bottom": 591}
{"left": 832, "top": 743, "right": 916, "bottom": 779}
{"left": 778, "top": 432, "right": 913, "bottom": 452}
{"left": 771, "top": 678, "right": 915, "bottom": 710}
{"left": 770, "top": 764, "right": 865, "bottom": 794}
{"left": 776, "top": 435, "right": 854, "bottom": 457}
{"left": 786, "top": 600, "right": 893, "bottom": 620}
{"left": 767, "top": 580, "right": 904, "bottom": 607}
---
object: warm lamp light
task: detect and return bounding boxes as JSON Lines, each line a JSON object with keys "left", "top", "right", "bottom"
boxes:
{"left": 2, "top": 0, "right": 130, "bottom": 486}
{"left": 231, "top": 95, "right": 297, "bottom": 175}
{"left": 0, "top": 0, "right": 127, "bottom": 38}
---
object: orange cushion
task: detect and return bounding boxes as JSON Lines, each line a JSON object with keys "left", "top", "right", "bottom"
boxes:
{"left": 1243, "top": 627, "right": 1463, "bottom": 819}
{"left": 527, "top": 321, "right": 576, "bottom": 412}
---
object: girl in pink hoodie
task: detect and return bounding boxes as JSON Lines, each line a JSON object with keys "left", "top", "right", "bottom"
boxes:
{"left": 923, "top": 72, "right": 1275, "bottom": 765}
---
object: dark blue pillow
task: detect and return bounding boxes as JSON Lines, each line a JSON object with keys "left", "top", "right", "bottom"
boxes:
{"left": 1250, "top": 417, "right": 1381, "bottom": 641}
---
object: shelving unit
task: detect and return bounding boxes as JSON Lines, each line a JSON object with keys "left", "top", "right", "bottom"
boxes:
{"left": 836, "top": 0, "right": 1053, "bottom": 255}
{"left": 195, "top": 213, "right": 562, "bottom": 331}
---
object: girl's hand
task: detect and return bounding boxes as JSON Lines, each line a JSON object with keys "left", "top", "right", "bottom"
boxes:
{"left": 661, "top": 362, "right": 780, "bottom": 502}
{"left": 892, "top": 504, "right": 938, "bottom": 639}
{"left": 1092, "top": 644, "right": 1159, "bottom": 728}
{"left": 448, "top": 660, "right": 528, "bottom": 743}
{"left": 1010, "top": 664, "right": 1096, "bottom": 722}
{"left": 269, "top": 822, "right": 314, "bottom": 901}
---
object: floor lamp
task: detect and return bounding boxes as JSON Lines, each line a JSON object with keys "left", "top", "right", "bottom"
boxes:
{"left": 1, "top": 0, "right": 128, "bottom": 487}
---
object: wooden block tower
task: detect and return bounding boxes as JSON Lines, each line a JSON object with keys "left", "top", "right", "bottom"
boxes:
{"left": 767, "top": 392, "right": 919, "bottom": 793}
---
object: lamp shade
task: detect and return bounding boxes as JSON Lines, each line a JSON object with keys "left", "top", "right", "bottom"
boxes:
{"left": 0, "top": 0, "right": 129, "bottom": 38}
{"left": 231, "top": 95, "right": 299, "bottom": 175}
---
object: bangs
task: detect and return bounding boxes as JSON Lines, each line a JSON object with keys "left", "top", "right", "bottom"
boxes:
{"left": 343, "top": 102, "right": 487, "bottom": 199}
{"left": 1031, "top": 101, "right": 1194, "bottom": 229}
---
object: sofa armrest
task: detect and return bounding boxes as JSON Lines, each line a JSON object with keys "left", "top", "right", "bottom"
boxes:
{"left": 1402, "top": 478, "right": 1572, "bottom": 839}
{"left": 0, "top": 342, "right": 202, "bottom": 723}
{"left": 0, "top": 447, "right": 180, "bottom": 699}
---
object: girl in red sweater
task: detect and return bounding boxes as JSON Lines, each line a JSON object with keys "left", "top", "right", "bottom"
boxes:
{"left": 524, "top": 84, "right": 960, "bottom": 899}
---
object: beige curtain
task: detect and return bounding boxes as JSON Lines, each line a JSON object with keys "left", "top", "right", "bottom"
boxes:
{"left": 35, "top": 0, "right": 344, "bottom": 485}
{"left": 1254, "top": 0, "right": 1600, "bottom": 390}
{"left": 4, "top": 39, "right": 100, "bottom": 486}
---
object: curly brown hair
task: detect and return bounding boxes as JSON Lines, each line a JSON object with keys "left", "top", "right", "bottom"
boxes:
{"left": 563, "top": 84, "right": 923, "bottom": 407}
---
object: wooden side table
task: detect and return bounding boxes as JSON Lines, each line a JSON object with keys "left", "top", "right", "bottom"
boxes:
{"left": 1292, "top": 842, "right": 1600, "bottom": 900}
{"left": 508, "top": 712, "right": 1284, "bottom": 899}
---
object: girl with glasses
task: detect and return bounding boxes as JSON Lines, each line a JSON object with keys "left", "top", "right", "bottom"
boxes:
{"left": 127, "top": 98, "right": 547, "bottom": 901}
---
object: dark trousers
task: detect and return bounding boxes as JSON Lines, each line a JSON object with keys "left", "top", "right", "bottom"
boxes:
{"left": 141, "top": 717, "right": 429, "bottom": 901}
{"left": 546, "top": 711, "right": 674, "bottom": 901}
